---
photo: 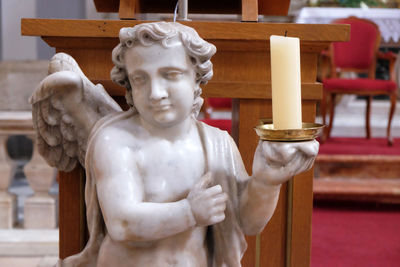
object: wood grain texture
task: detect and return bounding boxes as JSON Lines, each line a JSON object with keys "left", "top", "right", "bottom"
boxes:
{"left": 289, "top": 169, "right": 314, "bottom": 267}
{"left": 238, "top": 99, "right": 288, "bottom": 267}
{"left": 258, "top": 0, "right": 290, "bottom": 16}
{"left": 118, "top": 0, "right": 137, "bottom": 19}
{"left": 59, "top": 166, "right": 87, "bottom": 259}
{"left": 92, "top": 0, "right": 292, "bottom": 16}
{"left": 259, "top": 183, "right": 287, "bottom": 267}
{"left": 287, "top": 100, "right": 317, "bottom": 267}
{"left": 241, "top": 0, "right": 259, "bottom": 22}
{"left": 22, "top": 19, "right": 350, "bottom": 42}
{"left": 93, "top": 0, "right": 119, "bottom": 12}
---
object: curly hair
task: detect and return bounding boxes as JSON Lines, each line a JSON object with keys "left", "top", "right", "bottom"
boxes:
{"left": 111, "top": 22, "right": 216, "bottom": 117}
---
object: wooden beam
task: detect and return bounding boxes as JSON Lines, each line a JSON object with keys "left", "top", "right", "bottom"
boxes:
{"left": 241, "top": 0, "right": 258, "bottom": 22}
{"left": 21, "top": 19, "right": 350, "bottom": 43}
{"left": 118, "top": 0, "right": 137, "bottom": 19}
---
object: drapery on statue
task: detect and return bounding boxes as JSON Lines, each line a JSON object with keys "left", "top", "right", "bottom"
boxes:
{"left": 30, "top": 22, "right": 319, "bottom": 267}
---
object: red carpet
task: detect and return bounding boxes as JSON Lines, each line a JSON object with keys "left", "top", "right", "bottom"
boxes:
{"left": 319, "top": 137, "right": 400, "bottom": 155}
{"left": 312, "top": 203, "right": 400, "bottom": 267}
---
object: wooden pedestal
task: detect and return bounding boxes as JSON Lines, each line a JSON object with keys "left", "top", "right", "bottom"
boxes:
{"left": 22, "top": 19, "right": 349, "bottom": 267}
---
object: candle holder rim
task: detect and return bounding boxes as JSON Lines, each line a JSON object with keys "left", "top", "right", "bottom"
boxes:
{"left": 254, "top": 121, "right": 324, "bottom": 141}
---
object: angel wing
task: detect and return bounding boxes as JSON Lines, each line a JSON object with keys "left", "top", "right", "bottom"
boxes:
{"left": 30, "top": 53, "right": 122, "bottom": 172}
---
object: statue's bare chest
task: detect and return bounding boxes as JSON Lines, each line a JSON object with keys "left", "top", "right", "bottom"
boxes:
{"left": 136, "top": 136, "right": 205, "bottom": 203}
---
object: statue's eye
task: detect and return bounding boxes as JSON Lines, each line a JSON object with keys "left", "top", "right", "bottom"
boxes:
{"left": 131, "top": 75, "right": 146, "bottom": 86}
{"left": 164, "top": 70, "right": 183, "bottom": 81}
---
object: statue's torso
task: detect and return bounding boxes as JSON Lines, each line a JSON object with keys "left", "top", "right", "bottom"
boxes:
{"left": 96, "top": 115, "right": 209, "bottom": 267}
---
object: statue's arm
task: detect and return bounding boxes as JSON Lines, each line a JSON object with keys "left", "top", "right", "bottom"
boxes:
{"left": 238, "top": 140, "right": 319, "bottom": 235}
{"left": 92, "top": 133, "right": 196, "bottom": 242}
{"left": 238, "top": 175, "right": 281, "bottom": 235}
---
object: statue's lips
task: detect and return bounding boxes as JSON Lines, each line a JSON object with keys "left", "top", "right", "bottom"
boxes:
{"left": 151, "top": 104, "right": 172, "bottom": 111}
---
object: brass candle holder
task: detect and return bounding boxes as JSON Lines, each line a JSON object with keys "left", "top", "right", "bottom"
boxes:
{"left": 254, "top": 119, "right": 324, "bottom": 142}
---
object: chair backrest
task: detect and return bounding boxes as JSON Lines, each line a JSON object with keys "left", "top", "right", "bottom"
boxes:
{"left": 331, "top": 17, "right": 381, "bottom": 78}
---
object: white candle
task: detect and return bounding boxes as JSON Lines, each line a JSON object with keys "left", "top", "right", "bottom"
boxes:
{"left": 270, "top": 35, "right": 302, "bottom": 130}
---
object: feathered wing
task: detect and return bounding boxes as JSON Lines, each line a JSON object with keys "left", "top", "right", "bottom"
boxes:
{"left": 30, "top": 53, "right": 122, "bottom": 172}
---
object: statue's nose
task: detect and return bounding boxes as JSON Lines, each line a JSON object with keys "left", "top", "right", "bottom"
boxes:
{"left": 149, "top": 80, "right": 168, "bottom": 100}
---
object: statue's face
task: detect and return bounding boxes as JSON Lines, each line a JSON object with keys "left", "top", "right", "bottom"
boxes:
{"left": 125, "top": 42, "right": 197, "bottom": 128}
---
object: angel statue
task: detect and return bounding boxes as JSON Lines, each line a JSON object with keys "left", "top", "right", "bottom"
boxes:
{"left": 30, "top": 22, "right": 319, "bottom": 267}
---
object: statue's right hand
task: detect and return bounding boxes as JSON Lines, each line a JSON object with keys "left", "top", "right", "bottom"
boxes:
{"left": 187, "top": 173, "right": 228, "bottom": 227}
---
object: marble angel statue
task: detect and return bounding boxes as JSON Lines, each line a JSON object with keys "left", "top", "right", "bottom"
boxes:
{"left": 30, "top": 22, "right": 319, "bottom": 267}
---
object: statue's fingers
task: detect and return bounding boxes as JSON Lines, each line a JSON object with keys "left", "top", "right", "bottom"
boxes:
{"left": 204, "top": 185, "right": 223, "bottom": 197}
{"left": 263, "top": 141, "right": 296, "bottom": 164}
{"left": 195, "top": 172, "right": 213, "bottom": 190}
{"left": 213, "top": 192, "right": 228, "bottom": 205}
{"left": 212, "top": 203, "right": 227, "bottom": 213}
{"left": 292, "top": 154, "right": 315, "bottom": 175}
{"left": 294, "top": 140, "right": 319, "bottom": 157}
{"left": 210, "top": 214, "right": 225, "bottom": 225}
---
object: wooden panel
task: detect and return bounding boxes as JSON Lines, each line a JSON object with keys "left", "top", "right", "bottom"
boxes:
{"left": 22, "top": 19, "right": 350, "bottom": 43}
{"left": 54, "top": 48, "right": 114, "bottom": 82}
{"left": 259, "top": 0, "right": 290, "bottom": 16}
{"left": 119, "top": 0, "right": 137, "bottom": 19}
{"left": 93, "top": 0, "right": 290, "bottom": 16}
{"left": 241, "top": 0, "right": 258, "bottom": 22}
{"left": 204, "top": 83, "right": 322, "bottom": 100}
{"left": 238, "top": 99, "right": 288, "bottom": 267}
{"left": 93, "top": 0, "right": 119, "bottom": 12}
{"left": 301, "top": 53, "right": 319, "bottom": 83}
{"left": 242, "top": 235, "right": 257, "bottom": 267}
{"left": 289, "top": 169, "right": 314, "bottom": 267}
{"left": 59, "top": 166, "right": 87, "bottom": 259}
{"left": 287, "top": 100, "right": 316, "bottom": 267}
{"left": 42, "top": 37, "right": 331, "bottom": 54}
{"left": 259, "top": 183, "right": 287, "bottom": 267}
{"left": 91, "top": 80, "right": 322, "bottom": 100}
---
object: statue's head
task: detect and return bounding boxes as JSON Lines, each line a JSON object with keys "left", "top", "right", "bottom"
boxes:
{"left": 111, "top": 22, "right": 216, "bottom": 118}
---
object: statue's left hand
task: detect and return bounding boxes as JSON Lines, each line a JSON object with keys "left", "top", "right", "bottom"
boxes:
{"left": 252, "top": 140, "right": 319, "bottom": 186}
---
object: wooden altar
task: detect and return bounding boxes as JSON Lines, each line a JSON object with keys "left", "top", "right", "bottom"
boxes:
{"left": 21, "top": 19, "right": 349, "bottom": 266}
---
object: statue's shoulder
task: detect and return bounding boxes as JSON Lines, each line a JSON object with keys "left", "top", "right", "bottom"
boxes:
{"left": 90, "top": 110, "right": 141, "bottom": 147}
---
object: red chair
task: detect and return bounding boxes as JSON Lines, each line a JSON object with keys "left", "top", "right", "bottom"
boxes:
{"left": 321, "top": 17, "right": 397, "bottom": 146}
{"left": 202, "top": 97, "right": 232, "bottom": 133}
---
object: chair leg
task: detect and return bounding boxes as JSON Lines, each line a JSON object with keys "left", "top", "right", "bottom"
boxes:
{"left": 366, "top": 95, "right": 372, "bottom": 139}
{"left": 320, "top": 90, "right": 328, "bottom": 143}
{"left": 326, "top": 93, "right": 336, "bottom": 140}
{"left": 387, "top": 93, "right": 397, "bottom": 146}
{"left": 321, "top": 90, "right": 327, "bottom": 126}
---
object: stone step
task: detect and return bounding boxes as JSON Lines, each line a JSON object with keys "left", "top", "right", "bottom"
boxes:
{"left": 314, "top": 154, "right": 400, "bottom": 203}
{"left": 314, "top": 178, "right": 400, "bottom": 204}
{"left": 315, "top": 154, "right": 400, "bottom": 180}
{"left": 0, "top": 229, "right": 58, "bottom": 257}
